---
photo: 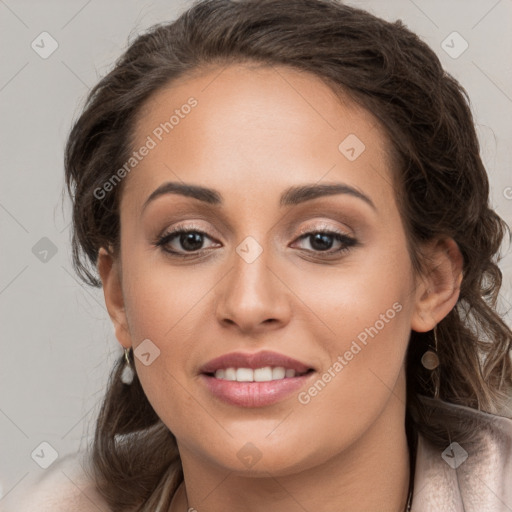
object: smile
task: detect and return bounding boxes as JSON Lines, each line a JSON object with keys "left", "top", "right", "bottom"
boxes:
{"left": 199, "top": 351, "right": 316, "bottom": 407}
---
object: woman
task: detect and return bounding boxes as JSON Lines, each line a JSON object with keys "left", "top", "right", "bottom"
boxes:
{"left": 7, "top": 0, "right": 512, "bottom": 510}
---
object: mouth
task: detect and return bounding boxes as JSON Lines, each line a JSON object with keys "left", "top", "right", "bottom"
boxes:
{"left": 199, "top": 351, "right": 316, "bottom": 407}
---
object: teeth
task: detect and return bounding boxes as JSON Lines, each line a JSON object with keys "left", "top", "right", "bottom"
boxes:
{"left": 236, "top": 368, "right": 253, "bottom": 382}
{"left": 225, "top": 368, "right": 236, "bottom": 381}
{"left": 254, "top": 367, "right": 273, "bottom": 382}
{"left": 213, "top": 366, "right": 298, "bottom": 381}
{"left": 272, "top": 367, "right": 286, "bottom": 379}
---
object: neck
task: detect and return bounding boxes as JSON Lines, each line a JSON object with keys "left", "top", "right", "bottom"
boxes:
{"left": 170, "top": 388, "right": 411, "bottom": 512}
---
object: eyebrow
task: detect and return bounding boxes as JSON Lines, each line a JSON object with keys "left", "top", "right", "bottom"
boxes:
{"left": 142, "top": 181, "right": 377, "bottom": 212}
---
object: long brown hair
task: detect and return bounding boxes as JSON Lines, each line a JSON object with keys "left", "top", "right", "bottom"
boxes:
{"left": 63, "top": 0, "right": 512, "bottom": 510}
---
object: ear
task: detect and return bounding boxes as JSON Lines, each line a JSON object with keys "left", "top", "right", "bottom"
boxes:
{"left": 97, "top": 246, "right": 132, "bottom": 349}
{"left": 411, "top": 237, "right": 464, "bottom": 332}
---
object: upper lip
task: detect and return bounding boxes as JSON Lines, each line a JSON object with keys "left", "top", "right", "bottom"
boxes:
{"left": 200, "top": 350, "right": 314, "bottom": 374}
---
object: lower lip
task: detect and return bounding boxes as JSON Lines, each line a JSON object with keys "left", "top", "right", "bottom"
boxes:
{"left": 201, "top": 373, "right": 314, "bottom": 407}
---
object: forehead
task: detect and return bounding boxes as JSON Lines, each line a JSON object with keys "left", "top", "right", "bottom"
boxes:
{"left": 122, "top": 63, "right": 396, "bottom": 214}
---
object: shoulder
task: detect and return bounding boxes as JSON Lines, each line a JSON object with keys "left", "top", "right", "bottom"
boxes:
{"left": 0, "top": 451, "right": 110, "bottom": 512}
{"left": 412, "top": 397, "right": 512, "bottom": 511}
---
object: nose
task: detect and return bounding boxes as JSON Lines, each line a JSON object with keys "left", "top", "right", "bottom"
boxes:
{"left": 215, "top": 246, "right": 292, "bottom": 336}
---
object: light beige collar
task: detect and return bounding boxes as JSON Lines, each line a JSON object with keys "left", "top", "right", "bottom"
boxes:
{"left": 411, "top": 399, "right": 512, "bottom": 511}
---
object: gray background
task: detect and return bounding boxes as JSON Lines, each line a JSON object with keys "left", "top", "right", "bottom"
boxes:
{"left": 1, "top": 0, "right": 511, "bottom": 503}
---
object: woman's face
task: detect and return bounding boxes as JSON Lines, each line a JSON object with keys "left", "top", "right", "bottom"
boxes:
{"left": 104, "top": 63, "right": 433, "bottom": 475}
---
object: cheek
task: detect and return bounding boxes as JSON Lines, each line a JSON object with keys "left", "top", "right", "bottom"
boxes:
{"left": 289, "top": 291, "right": 411, "bottom": 464}
{"left": 121, "top": 264, "right": 211, "bottom": 436}
{"left": 121, "top": 246, "right": 209, "bottom": 339}
{"left": 290, "top": 238, "right": 414, "bottom": 408}
{"left": 290, "top": 230, "right": 414, "bottom": 347}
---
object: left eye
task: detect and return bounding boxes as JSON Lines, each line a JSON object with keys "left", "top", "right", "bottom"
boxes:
{"left": 293, "top": 230, "right": 357, "bottom": 254}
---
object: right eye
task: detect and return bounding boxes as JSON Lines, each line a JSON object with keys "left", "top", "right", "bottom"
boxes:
{"left": 155, "top": 226, "right": 221, "bottom": 256}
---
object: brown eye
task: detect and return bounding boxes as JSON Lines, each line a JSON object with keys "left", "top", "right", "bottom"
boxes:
{"left": 294, "top": 230, "right": 357, "bottom": 255}
{"left": 156, "top": 228, "right": 220, "bottom": 255}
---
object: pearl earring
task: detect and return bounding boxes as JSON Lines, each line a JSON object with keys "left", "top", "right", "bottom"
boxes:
{"left": 121, "top": 347, "right": 135, "bottom": 385}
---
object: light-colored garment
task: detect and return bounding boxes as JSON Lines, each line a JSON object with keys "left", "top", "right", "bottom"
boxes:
{"left": 0, "top": 449, "right": 109, "bottom": 511}
{"left": 2, "top": 399, "right": 511, "bottom": 511}
{"left": 411, "top": 398, "right": 512, "bottom": 511}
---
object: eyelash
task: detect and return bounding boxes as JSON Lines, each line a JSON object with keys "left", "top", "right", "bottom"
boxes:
{"left": 154, "top": 223, "right": 358, "bottom": 259}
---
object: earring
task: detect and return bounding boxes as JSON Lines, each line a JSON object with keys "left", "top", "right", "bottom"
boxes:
{"left": 421, "top": 326, "right": 441, "bottom": 399}
{"left": 120, "top": 347, "right": 135, "bottom": 385}
{"left": 421, "top": 326, "right": 440, "bottom": 370}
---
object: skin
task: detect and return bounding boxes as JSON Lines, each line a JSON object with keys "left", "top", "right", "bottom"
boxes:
{"left": 97, "top": 63, "right": 463, "bottom": 511}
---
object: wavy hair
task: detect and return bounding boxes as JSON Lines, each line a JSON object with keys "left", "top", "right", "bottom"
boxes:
{"left": 63, "top": 0, "right": 512, "bottom": 510}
